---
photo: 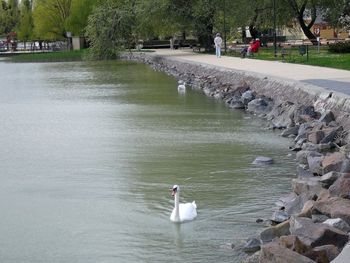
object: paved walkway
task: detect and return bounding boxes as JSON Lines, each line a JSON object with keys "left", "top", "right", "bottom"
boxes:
{"left": 153, "top": 49, "right": 350, "bottom": 96}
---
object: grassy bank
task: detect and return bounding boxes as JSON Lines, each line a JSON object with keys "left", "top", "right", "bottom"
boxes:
{"left": 6, "top": 49, "right": 155, "bottom": 63}
{"left": 8, "top": 50, "right": 85, "bottom": 62}
{"left": 226, "top": 46, "right": 350, "bottom": 71}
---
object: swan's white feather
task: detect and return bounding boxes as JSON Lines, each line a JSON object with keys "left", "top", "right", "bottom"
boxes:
{"left": 170, "top": 201, "right": 197, "bottom": 222}
{"left": 170, "top": 185, "right": 197, "bottom": 223}
{"left": 177, "top": 84, "right": 186, "bottom": 91}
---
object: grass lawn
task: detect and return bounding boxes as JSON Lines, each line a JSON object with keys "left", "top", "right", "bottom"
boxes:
{"left": 7, "top": 49, "right": 155, "bottom": 63}
{"left": 226, "top": 46, "right": 350, "bottom": 71}
{"left": 9, "top": 50, "right": 85, "bottom": 62}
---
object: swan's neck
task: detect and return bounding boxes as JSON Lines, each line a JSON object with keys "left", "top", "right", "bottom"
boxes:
{"left": 174, "top": 191, "right": 180, "bottom": 222}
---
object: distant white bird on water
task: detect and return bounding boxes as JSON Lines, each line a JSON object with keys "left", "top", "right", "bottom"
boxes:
{"left": 177, "top": 80, "right": 186, "bottom": 92}
{"left": 170, "top": 185, "right": 197, "bottom": 223}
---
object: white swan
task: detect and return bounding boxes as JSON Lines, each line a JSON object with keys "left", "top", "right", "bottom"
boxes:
{"left": 177, "top": 80, "right": 186, "bottom": 92}
{"left": 170, "top": 185, "right": 197, "bottom": 223}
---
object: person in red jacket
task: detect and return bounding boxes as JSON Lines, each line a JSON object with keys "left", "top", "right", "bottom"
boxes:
{"left": 247, "top": 38, "right": 261, "bottom": 56}
{"left": 241, "top": 38, "right": 261, "bottom": 58}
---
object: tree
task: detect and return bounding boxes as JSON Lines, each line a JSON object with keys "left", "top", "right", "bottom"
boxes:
{"left": 0, "top": 0, "right": 19, "bottom": 34}
{"left": 136, "top": 0, "right": 218, "bottom": 51}
{"left": 32, "top": 0, "right": 72, "bottom": 40}
{"left": 66, "top": 0, "right": 96, "bottom": 36}
{"left": 17, "top": 0, "right": 33, "bottom": 47}
{"left": 134, "top": 0, "right": 194, "bottom": 40}
{"left": 281, "top": 0, "right": 339, "bottom": 44}
{"left": 339, "top": 0, "right": 350, "bottom": 29}
{"left": 85, "top": 0, "right": 134, "bottom": 59}
{"left": 323, "top": 0, "right": 350, "bottom": 31}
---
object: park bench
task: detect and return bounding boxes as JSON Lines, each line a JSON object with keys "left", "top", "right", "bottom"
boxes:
{"left": 280, "top": 46, "right": 291, "bottom": 61}
{"left": 192, "top": 44, "right": 202, "bottom": 52}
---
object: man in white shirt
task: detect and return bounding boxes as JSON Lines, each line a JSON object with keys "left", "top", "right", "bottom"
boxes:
{"left": 214, "top": 33, "right": 223, "bottom": 58}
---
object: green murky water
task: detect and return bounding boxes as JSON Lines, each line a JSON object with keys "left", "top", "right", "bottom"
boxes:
{"left": 0, "top": 60, "right": 295, "bottom": 262}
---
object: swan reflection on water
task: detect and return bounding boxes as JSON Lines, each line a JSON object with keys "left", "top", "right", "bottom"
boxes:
{"left": 173, "top": 223, "right": 184, "bottom": 248}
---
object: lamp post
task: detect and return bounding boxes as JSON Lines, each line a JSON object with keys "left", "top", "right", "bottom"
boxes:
{"left": 273, "top": 0, "right": 277, "bottom": 57}
{"left": 224, "top": 0, "right": 227, "bottom": 53}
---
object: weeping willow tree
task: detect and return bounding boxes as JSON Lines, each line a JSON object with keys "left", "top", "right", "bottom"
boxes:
{"left": 0, "top": 0, "right": 19, "bottom": 34}
{"left": 17, "top": 0, "right": 33, "bottom": 46}
{"left": 84, "top": 0, "right": 134, "bottom": 60}
{"left": 65, "top": 0, "right": 97, "bottom": 36}
{"left": 33, "top": 0, "right": 72, "bottom": 40}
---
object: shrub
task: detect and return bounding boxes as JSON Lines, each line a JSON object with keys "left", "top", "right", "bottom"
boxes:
{"left": 328, "top": 41, "right": 350, "bottom": 53}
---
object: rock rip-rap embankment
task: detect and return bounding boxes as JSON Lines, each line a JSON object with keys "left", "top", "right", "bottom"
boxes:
{"left": 122, "top": 52, "right": 350, "bottom": 263}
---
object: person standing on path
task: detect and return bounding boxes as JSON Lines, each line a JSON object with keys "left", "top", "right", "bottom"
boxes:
{"left": 214, "top": 33, "right": 222, "bottom": 58}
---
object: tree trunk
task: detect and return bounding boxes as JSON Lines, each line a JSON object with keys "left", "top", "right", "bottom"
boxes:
{"left": 249, "top": 10, "right": 259, "bottom": 39}
{"left": 288, "top": 0, "right": 318, "bottom": 45}
{"left": 196, "top": 20, "right": 214, "bottom": 51}
{"left": 241, "top": 27, "right": 246, "bottom": 43}
{"left": 297, "top": 14, "right": 317, "bottom": 44}
{"left": 204, "top": 23, "right": 214, "bottom": 51}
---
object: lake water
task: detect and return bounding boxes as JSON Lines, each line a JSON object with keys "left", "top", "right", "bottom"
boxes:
{"left": 0, "top": 60, "right": 296, "bottom": 262}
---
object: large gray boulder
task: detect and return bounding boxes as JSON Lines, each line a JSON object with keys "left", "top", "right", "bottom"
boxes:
{"left": 260, "top": 220, "right": 290, "bottom": 243}
{"left": 304, "top": 245, "right": 340, "bottom": 263}
{"left": 243, "top": 251, "right": 260, "bottom": 263}
{"left": 295, "top": 150, "right": 324, "bottom": 173}
{"left": 278, "top": 236, "right": 339, "bottom": 262}
{"left": 302, "top": 143, "right": 320, "bottom": 152}
{"left": 296, "top": 150, "right": 313, "bottom": 166}
{"left": 276, "top": 192, "right": 308, "bottom": 217}
{"left": 260, "top": 241, "right": 316, "bottom": 263}
{"left": 323, "top": 218, "right": 350, "bottom": 233}
{"left": 319, "top": 110, "right": 335, "bottom": 125}
{"left": 267, "top": 101, "right": 296, "bottom": 129}
{"left": 322, "top": 152, "right": 349, "bottom": 174}
{"left": 307, "top": 130, "right": 325, "bottom": 144}
{"left": 301, "top": 142, "right": 334, "bottom": 153}
{"left": 317, "top": 143, "right": 335, "bottom": 152}
{"left": 298, "top": 200, "right": 315, "bottom": 218}
{"left": 271, "top": 210, "right": 289, "bottom": 223}
{"left": 241, "top": 90, "right": 255, "bottom": 105}
{"left": 312, "top": 198, "right": 350, "bottom": 225}
{"left": 307, "top": 152, "right": 324, "bottom": 175}
{"left": 293, "top": 105, "right": 319, "bottom": 124}
{"left": 252, "top": 156, "right": 273, "bottom": 165}
{"left": 297, "top": 165, "right": 315, "bottom": 178}
{"left": 281, "top": 125, "right": 300, "bottom": 137}
{"left": 289, "top": 216, "right": 348, "bottom": 249}
{"left": 243, "top": 237, "right": 261, "bottom": 253}
{"left": 320, "top": 126, "right": 343, "bottom": 144}
{"left": 319, "top": 172, "right": 340, "bottom": 189}
{"left": 292, "top": 178, "right": 323, "bottom": 199}
{"left": 247, "top": 98, "right": 272, "bottom": 115}
{"left": 312, "top": 214, "right": 330, "bottom": 223}
{"left": 329, "top": 173, "right": 350, "bottom": 199}
{"left": 297, "top": 123, "right": 313, "bottom": 140}
{"left": 278, "top": 235, "right": 310, "bottom": 255}
{"left": 228, "top": 94, "right": 245, "bottom": 109}
{"left": 276, "top": 192, "right": 298, "bottom": 207}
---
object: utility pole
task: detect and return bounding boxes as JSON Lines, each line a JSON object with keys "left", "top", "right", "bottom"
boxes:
{"left": 273, "top": 0, "right": 277, "bottom": 57}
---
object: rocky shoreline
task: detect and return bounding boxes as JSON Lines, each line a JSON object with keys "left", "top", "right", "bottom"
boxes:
{"left": 121, "top": 52, "right": 350, "bottom": 263}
